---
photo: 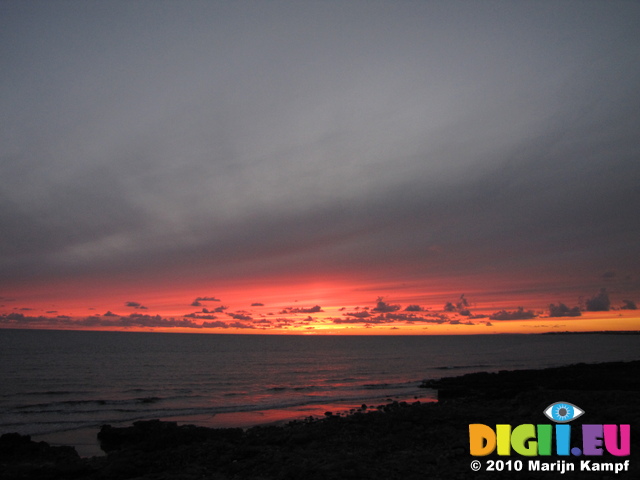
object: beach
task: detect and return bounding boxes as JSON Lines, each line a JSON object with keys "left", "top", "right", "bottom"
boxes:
{"left": 2, "top": 360, "right": 638, "bottom": 479}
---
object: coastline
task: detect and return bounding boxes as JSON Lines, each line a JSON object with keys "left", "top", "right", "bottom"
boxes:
{"left": 3, "top": 360, "right": 638, "bottom": 479}
{"left": 32, "top": 392, "right": 437, "bottom": 458}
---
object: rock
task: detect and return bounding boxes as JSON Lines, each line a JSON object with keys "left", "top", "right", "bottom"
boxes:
{"left": 0, "top": 432, "right": 90, "bottom": 480}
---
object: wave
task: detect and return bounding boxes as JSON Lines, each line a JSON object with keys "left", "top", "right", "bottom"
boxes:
{"left": 362, "top": 380, "right": 421, "bottom": 390}
{"left": 1, "top": 390, "right": 90, "bottom": 399}
{"left": 266, "top": 385, "right": 324, "bottom": 393}
{"left": 13, "top": 396, "right": 165, "bottom": 412}
{"left": 1, "top": 382, "right": 433, "bottom": 438}
{"left": 433, "top": 364, "right": 493, "bottom": 371}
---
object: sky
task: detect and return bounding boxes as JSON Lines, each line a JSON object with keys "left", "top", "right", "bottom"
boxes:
{"left": 1, "top": 0, "right": 639, "bottom": 334}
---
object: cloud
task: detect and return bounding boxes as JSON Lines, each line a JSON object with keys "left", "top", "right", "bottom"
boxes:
{"left": 383, "top": 313, "right": 447, "bottom": 323}
{"left": 489, "top": 307, "right": 536, "bottom": 321}
{"left": 0, "top": 313, "right": 47, "bottom": 324}
{"left": 279, "top": 305, "right": 323, "bottom": 314}
{"left": 200, "top": 319, "right": 256, "bottom": 329}
{"left": 125, "top": 301, "right": 148, "bottom": 309}
{"left": 226, "top": 312, "right": 253, "bottom": 321}
{"left": 253, "top": 319, "right": 272, "bottom": 324}
{"left": 549, "top": 303, "right": 581, "bottom": 317}
{"left": 200, "top": 320, "right": 230, "bottom": 328}
{"left": 103, "top": 311, "right": 119, "bottom": 317}
{"left": 333, "top": 316, "right": 394, "bottom": 325}
{"left": 1, "top": 1, "right": 639, "bottom": 313}
{"left": 199, "top": 306, "right": 229, "bottom": 313}
{"left": 343, "top": 311, "right": 371, "bottom": 319}
{"left": 184, "top": 313, "right": 219, "bottom": 320}
{"left": 404, "top": 304, "right": 424, "bottom": 312}
{"left": 448, "top": 319, "right": 475, "bottom": 326}
{"left": 371, "top": 297, "right": 400, "bottom": 313}
{"left": 0, "top": 312, "right": 194, "bottom": 328}
{"left": 251, "top": 302, "right": 264, "bottom": 307}
{"left": 0, "top": 312, "right": 255, "bottom": 330}
{"left": 621, "top": 300, "right": 637, "bottom": 310}
{"left": 443, "top": 294, "right": 472, "bottom": 316}
{"left": 334, "top": 311, "right": 448, "bottom": 325}
{"left": 191, "top": 296, "right": 221, "bottom": 307}
{"left": 228, "top": 322, "right": 255, "bottom": 329}
{"left": 585, "top": 289, "right": 611, "bottom": 312}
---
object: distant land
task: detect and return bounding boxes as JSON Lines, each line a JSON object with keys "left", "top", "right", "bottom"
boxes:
{"left": 541, "top": 330, "right": 640, "bottom": 335}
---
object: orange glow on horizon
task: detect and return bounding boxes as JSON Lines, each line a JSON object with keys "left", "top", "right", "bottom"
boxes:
{"left": 2, "top": 272, "right": 639, "bottom": 335}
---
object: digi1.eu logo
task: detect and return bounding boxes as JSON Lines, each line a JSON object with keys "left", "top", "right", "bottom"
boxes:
{"left": 543, "top": 402, "right": 584, "bottom": 423}
{"left": 469, "top": 401, "right": 630, "bottom": 457}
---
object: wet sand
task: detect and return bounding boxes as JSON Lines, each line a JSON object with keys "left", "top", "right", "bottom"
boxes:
{"left": 32, "top": 393, "right": 437, "bottom": 458}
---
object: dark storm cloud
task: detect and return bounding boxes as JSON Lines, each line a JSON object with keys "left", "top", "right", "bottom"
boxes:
{"left": 1, "top": 1, "right": 639, "bottom": 297}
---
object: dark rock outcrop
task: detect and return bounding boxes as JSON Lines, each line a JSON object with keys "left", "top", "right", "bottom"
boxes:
{"left": 0, "top": 432, "right": 90, "bottom": 479}
{"left": 421, "top": 360, "right": 640, "bottom": 400}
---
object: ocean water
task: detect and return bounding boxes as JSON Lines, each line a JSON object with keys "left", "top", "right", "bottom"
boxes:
{"left": 1, "top": 329, "right": 640, "bottom": 443}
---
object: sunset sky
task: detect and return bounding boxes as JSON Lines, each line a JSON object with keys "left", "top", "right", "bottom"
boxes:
{"left": 1, "top": 1, "right": 639, "bottom": 334}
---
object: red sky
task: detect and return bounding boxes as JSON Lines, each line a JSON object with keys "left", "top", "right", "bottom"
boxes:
{"left": 1, "top": 2, "right": 639, "bottom": 334}
{"left": 2, "top": 268, "right": 638, "bottom": 334}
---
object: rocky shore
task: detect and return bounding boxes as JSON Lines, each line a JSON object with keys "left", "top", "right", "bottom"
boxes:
{"left": 2, "top": 360, "right": 638, "bottom": 479}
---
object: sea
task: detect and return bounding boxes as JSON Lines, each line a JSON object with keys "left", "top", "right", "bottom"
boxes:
{"left": 1, "top": 329, "right": 639, "bottom": 456}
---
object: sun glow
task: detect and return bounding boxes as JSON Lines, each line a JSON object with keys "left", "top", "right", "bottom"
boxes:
{"left": 1, "top": 274, "right": 639, "bottom": 335}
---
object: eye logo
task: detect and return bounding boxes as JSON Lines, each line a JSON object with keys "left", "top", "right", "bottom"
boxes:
{"left": 543, "top": 402, "right": 584, "bottom": 423}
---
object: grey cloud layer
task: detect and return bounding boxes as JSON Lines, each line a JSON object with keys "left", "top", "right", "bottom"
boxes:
{"left": 1, "top": 1, "right": 639, "bottom": 293}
